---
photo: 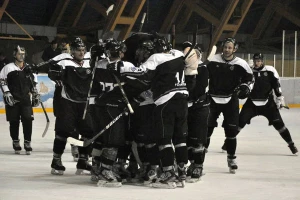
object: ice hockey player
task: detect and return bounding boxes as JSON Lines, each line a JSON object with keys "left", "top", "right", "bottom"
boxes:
{"left": 205, "top": 38, "right": 254, "bottom": 173}
{"left": 90, "top": 38, "right": 148, "bottom": 187}
{"left": 0, "top": 46, "right": 40, "bottom": 155}
{"left": 182, "top": 41, "right": 209, "bottom": 182}
{"left": 128, "top": 34, "right": 189, "bottom": 189}
{"left": 48, "top": 37, "right": 94, "bottom": 175}
{"left": 221, "top": 53, "right": 298, "bottom": 155}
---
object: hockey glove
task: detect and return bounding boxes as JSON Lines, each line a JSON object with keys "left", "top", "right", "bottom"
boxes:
{"left": 31, "top": 92, "right": 41, "bottom": 107}
{"left": 236, "top": 84, "right": 250, "bottom": 99}
{"left": 3, "top": 91, "right": 16, "bottom": 106}
{"left": 276, "top": 96, "right": 287, "bottom": 109}
{"left": 48, "top": 64, "right": 63, "bottom": 81}
{"left": 107, "top": 62, "right": 118, "bottom": 71}
{"left": 130, "top": 96, "right": 146, "bottom": 111}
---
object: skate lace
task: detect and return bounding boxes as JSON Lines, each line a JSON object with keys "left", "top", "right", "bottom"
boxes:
{"left": 192, "top": 167, "right": 202, "bottom": 175}
{"left": 13, "top": 141, "right": 21, "bottom": 148}
{"left": 102, "top": 169, "right": 117, "bottom": 180}
{"left": 228, "top": 159, "right": 237, "bottom": 166}
{"left": 24, "top": 142, "right": 31, "bottom": 149}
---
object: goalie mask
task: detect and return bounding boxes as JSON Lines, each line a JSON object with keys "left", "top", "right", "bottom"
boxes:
{"left": 13, "top": 45, "right": 26, "bottom": 62}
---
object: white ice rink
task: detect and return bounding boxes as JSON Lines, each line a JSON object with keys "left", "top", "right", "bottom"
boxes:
{"left": 0, "top": 109, "right": 300, "bottom": 200}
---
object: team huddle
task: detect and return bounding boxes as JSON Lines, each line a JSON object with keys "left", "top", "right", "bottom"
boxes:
{"left": 0, "top": 32, "right": 298, "bottom": 189}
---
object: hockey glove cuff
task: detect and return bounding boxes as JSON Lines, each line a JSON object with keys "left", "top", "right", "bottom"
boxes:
{"left": 276, "top": 96, "right": 286, "bottom": 109}
{"left": 31, "top": 92, "right": 41, "bottom": 107}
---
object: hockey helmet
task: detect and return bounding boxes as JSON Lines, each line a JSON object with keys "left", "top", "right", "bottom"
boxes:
{"left": 135, "top": 40, "right": 155, "bottom": 64}
{"left": 70, "top": 37, "right": 86, "bottom": 51}
{"left": 182, "top": 41, "right": 193, "bottom": 50}
{"left": 222, "top": 37, "right": 238, "bottom": 50}
{"left": 13, "top": 45, "right": 25, "bottom": 56}
{"left": 104, "top": 38, "right": 127, "bottom": 58}
{"left": 153, "top": 34, "right": 169, "bottom": 53}
{"left": 253, "top": 53, "right": 264, "bottom": 60}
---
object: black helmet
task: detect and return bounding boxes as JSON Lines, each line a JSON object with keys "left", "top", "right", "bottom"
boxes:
{"left": 104, "top": 38, "right": 127, "bottom": 58}
{"left": 222, "top": 37, "right": 238, "bottom": 49}
{"left": 182, "top": 41, "right": 193, "bottom": 51}
{"left": 135, "top": 40, "right": 155, "bottom": 64}
{"left": 153, "top": 34, "right": 169, "bottom": 53}
{"left": 253, "top": 53, "right": 264, "bottom": 60}
{"left": 70, "top": 37, "right": 85, "bottom": 51}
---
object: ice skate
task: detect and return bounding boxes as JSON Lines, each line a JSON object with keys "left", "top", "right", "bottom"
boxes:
{"left": 113, "top": 160, "right": 131, "bottom": 181}
{"left": 125, "top": 161, "right": 139, "bottom": 183}
{"left": 12, "top": 140, "right": 22, "bottom": 154}
{"left": 142, "top": 165, "right": 160, "bottom": 186}
{"left": 288, "top": 143, "right": 298, "bottom": 155}
{"left": 97, "top": 167, "right": 122, "bottom": 187}
{"left": 227, "top": 157, "right": 238, "bottom": 174}
{"left": 24, "top": 140, "right": 32, "bottom": 155}
{"left": 71, "top": 145, "right": 79, "bottom": 162}
{"left": 152, "top": 170, "right": 177, "bottom": 189}
{"left": 186, "top": 164, "right": 203, "bottom": 183}
{"left": 176, "top": 163, "right": 186, "bottom": 188}
{"left": 91, "top": 164, "right": 100, "bottom": 183}
{"left": 75, "top": 155, "right": 92, "bottom": 175}
{"left": 51, "top": 154, "right": 65, "bottom": 175}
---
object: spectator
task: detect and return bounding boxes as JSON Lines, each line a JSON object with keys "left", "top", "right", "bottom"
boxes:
{"left": 42, "top": 39, "right": 60, "bottom": 61}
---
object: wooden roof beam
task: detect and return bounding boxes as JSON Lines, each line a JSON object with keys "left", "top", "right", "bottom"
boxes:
{"left": 185, "top": 0, "right": 220, "bottom": 26}
{"left": 48, "top": 0, "right": 70, "bottom": 26}
{"left": 0, "top": 0, "right": 9, "bottom": 20}
{"left": 275, "top": 4, "right": 300, "bottom": 27}
{"left": 176, "top": 5, "right": 193, "bottom": 33}
{"left": 72, "top": 0, "right": 87, "bottom": 27}
{"left": 160, "top": 0, "right": 186, "bottom": 33}
{"left": 86, "top": 0, "right": 107, "bottom": 17}
{"left": 210, "top": 0, "right": 239, "bottom": 49}
{"left": 252, "top": 0, "right": 277, "bottom": 39}
{"left": 230, "top": 0, "right": 254, "bottom": 37}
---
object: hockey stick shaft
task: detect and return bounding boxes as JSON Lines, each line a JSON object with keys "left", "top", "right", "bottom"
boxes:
{"left": 82, "top": 57, "right": 98, "bottom": 119}
{"left": 67, "top": 111, "right": 126, "bottom": 147}
{"left": 28, "top": 75, "right": 50, "bottom": 137}
{"left": 184, "top": 24, "right": 198, "bottom": 60}
{"left": 138, "top": 13, "right": 147, "bottom": 32}
{"left": 112, "top": 73, "right": 134, "bottom": 114}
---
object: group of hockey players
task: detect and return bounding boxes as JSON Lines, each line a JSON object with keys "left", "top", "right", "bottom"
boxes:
{"left": 0, "top": 31, "right": 298, "bottom": 189}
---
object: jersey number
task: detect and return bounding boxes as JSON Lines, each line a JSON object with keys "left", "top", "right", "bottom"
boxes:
{"left": 99, "top": 82, "right": 114, "bottom": 92}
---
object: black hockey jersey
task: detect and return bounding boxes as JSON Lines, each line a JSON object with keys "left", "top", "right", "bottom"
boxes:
{"left": 207, "top": 54, "right": 254, "bottom": 104}
{"left": 137, "top": 49, "right": 188, "bottom": 105}
{"left": 0, "top": 62, "right": 36, "bottom": 105}
{"left": 187, "top": 62, "right": 209, "bottom": 107}
{"left": 249, "top": 65, "right": 282, "bottom": 106}
{"left": 92, "top": 58, "right": 149, "bottom": 107}
{"left": 48, "top": 53, "right": 92, "bottom": 103}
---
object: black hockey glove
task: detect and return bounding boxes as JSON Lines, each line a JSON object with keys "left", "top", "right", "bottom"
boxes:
{"left": 31, "top": 92, "right": 41, "bottom": 107}
{"left": 48, "top": 64, "right": 63, "bottom": 81}
{"left": 130, "top": 96, "right": 146, "bottom": 111}
{"left": 3, "top": 91, "right": 16, "bottom": 106}
{"left": 23, "top": 64, "right": 39, "bottom": 74}
{"left": 236, "top": 84, "right": 250, "bottom": 99}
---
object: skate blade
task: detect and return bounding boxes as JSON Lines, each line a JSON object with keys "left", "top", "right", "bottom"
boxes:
{"left": 26, "top": 151, "right": 32, "bottom": 155}
{"left": 176, "top": 180, "right": 185, "bottom": 188}
{"left": 75, "top": 169, "right": 91, "bottom": 175}
{"left": 152, "top": 181, "right": 177, "bottom": 189}
{"left": 51, "top": 168, "right": 64, "bottom": 175}
{"left": 14, "top": 150, "right": 21, "bottom": 154}
{"left": 186, "top": 177, "right": 201, "bottom": 183}
{"left": 97, "top": 180, "right": 122, "bottom": 187}
{"left": 229, "top": 168, "right": 236, "bottom": 174}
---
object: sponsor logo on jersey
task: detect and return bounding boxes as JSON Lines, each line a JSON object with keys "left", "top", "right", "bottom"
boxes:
{"left": 264, "top": 72, "right": 268, "bottom": 76}
{"left": 216, "top": 65, "right": 219, "bottom": 68}
{"left": 131, "top": 67, "right": 137, "bottom": 72}
{"left": 230, "top": 65, "right": 234, "bottom": 70}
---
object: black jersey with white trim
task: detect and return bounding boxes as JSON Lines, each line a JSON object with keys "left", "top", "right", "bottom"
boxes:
{"left": 138, "top": 49, "right": 188, "bottom": 105}
{"left": 249, "top": 65, "right": 282, "bottom": 106}
{"left": 92, "top": 58, "right": 149, "bottom": 107}
{"left": 48, "top": 53, "right": 92, "bottom": 103}
{"left": 189, "top": 62, "right": 209, "bottom": 102}
{"left": 207, "top": 54, "right": 254, "bottom": 104}
{"left": 0, "top": 62, "right": 36, "bottom": 105}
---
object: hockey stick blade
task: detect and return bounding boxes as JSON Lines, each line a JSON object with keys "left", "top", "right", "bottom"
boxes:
{"left": 42, "top": 122, "right": 50, "bottom": 138}
{"left": 207, "top": 45, "right": 217, "bottom": 61}
{"left": 41, "top": 101, "right": 50, "bottom": 137}
{"left": 67, "top": 137, "right": 84, "bottom": 146}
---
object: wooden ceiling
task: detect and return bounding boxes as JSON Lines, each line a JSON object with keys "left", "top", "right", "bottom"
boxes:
{"left": 1, "top": 0, "right": 299, "bottom": 51}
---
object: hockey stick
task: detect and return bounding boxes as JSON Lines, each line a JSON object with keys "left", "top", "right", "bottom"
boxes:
{"left": 28, "top": 75, "right": 50, "bottom": 137}
{"left": 112, "top": 73, "right": 134, "bottom": 114}
{"left": 207, "top": 45, "right": 217, "bottom": 61}
{"left": 82, "top": 56, "right": 98, "bottom": 119}
{"left": 131, "top": 141, "right": 143, "bottom": 166}
{"left": 184, "top": 24, "right": 198, "bottom": 60}
{"left": 138, "top": 13, "right": 147, "bottom": 32}
{"left": 67, "top": 110, "right": 126, "bottom": 147}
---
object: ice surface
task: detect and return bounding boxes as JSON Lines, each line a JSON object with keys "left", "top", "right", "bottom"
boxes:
{"left": 0, "top": 109, "right": 300, "bottom": 200}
